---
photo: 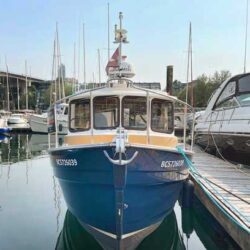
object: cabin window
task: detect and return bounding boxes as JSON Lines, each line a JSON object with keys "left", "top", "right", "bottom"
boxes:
{"left": 69, "top": 99, "right": 90, "bottom": 132}
{"left": 236, "top": 75, "right": 250, "bottom": 106}
{"left": 214, "top": 81, "right": 236, "bottom": 109}
{"left": 122, "top": 96, "right": 147, "bottom": 130}
{"left": 151, "top": 99, "right": 173, "bottom": 133}
{"left": 94, "top": 96, "right": 119, "bottom": 129}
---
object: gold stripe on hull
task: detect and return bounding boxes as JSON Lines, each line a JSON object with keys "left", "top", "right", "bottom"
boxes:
{"left": 65, "top": 134, "right": 178, "bottom": 148}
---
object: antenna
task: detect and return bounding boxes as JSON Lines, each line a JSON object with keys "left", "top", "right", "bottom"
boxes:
{"left": 108, "top": 3, "right": 110, "bottom": 61}
{"left": 244, "top": 0, "right": 249, "bottom": 73}
{"left": 25, "top": 60, "right": 28, "bottom": 109}
{"left": 98, "top": 49, "right": 101, "bottom": 85}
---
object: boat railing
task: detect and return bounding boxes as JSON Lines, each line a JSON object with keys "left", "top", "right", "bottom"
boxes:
{"left": 130, "top": 84, "right": 196, "bottom": 151}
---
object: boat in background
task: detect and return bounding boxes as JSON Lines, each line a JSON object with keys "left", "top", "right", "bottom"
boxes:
{"left": 49, "top": 12, "right": 193, "bottom": 250}
{"left": 195, "top": 72, "right": 250, "bottom": 165}
{"left": 29, "top": 103, "right": 68, "bottom": 134}
{"left": 8, "top": 113, "right": 27, "bottom": 124}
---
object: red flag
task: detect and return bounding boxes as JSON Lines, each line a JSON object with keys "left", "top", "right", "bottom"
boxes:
{"left": 106, "top": 48, "right": 119, "bottom": 74}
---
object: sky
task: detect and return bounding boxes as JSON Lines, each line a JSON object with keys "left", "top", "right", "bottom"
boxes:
{"left": 0, "top": 0, "right": 248, "bottom": 89}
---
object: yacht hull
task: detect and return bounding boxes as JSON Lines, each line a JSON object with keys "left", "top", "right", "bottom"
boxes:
{"left": 49, "top": 145, "right": 189, "bottom": 249}
{"left": 30, "top": 114, "right": 68, "bottom": 134}
{"left": 195, "top": 132, "right": 250, "bottom": 165}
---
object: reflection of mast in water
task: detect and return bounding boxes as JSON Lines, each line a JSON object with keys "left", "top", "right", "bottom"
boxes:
{"left": 17, "top": 134, "right": 20, "bottom": 162}
{"left": 25, "top": 134, "right": 30, "bottom": 184}
{"left": 0, "top": 150, "right": 2, "bottom": 178}
{"left": 6, "top": 136, "right": 11, "bottom": 183}
{"left": 53, "top": 175, "right": 62, "bottom": 232}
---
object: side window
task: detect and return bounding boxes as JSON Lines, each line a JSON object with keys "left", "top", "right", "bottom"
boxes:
{"left": 122, "top": 96, "right": 147, "bottom": 130}
{"left": 151, "top": 99, "right": 173, "bottom": 133}
{"left": 215, "top": 98, "right": 238, "bottom": 109}
{"left": 69, "top": 99, "right": 90, "bottom": 131}
{"left": 94, "top": 96, "right": 119, "bottom": 129}
{"left": 215, "top": 81, "right": 236, "bottom": 109}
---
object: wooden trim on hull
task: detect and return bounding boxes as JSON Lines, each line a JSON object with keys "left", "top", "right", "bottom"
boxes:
{"left": 65, "top": 134, "right": 178, "bottom": 148}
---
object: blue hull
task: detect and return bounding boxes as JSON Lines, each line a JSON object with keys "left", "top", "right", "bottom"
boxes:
{"left": 0, "top": 127, "right": 11, "bottom": 134}
{"left": 50, "top": 145, "right": 189, "bottom": 235}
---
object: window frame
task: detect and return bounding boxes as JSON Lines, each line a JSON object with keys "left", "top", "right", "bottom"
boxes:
{"left": 69, "top": 98, "right": 91, "bottom": 132}
{"left": 151, "top": 98, "right": 174, "bottom": 134}
{"left": 122, "top": 96, "right": 147, "bottom": 131}
{"left": 93, "top": 95, "right": 120, "bottom": 130}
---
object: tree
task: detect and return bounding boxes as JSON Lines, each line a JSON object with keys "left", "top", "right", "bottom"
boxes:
{"left": 176, "top": 70, "right": 231, "bottom": 108}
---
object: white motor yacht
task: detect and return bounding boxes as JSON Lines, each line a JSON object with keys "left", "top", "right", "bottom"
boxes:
{"left": 29, "top": 103, "right": 68, "bottom": 134}
{"left": 195, "top": 73, "right": 250, "bottom": 164}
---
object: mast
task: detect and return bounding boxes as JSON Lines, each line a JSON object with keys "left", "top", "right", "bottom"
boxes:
{"left": 108, "top": 2, "right": 110, "bottom": 61}
{"left": 5, "top": 56, "right": 10, "bottom": 111}
{"left": 73, "top": 42, "right": 76, "bottom": 93}
{"left": 244, "top": 0, "right": 249, "bottom": 73}
{"left": 98, "top": 48, "right": 101, "bottom": 85}
{"left": 56, "top": 23, "right": 61, "bottom": 100}
{"left": 118, "top": 12, "right": 123, "bottom": 69}
{"left": 83, "top": 23, "right": 86, "bottom": 87}
{"left": 50, "top": 38, "right": 56, "bottom": 105}
{"left": 17, "top": 78, "right": 20, "bottom": 110}
{"left": 183, "top": 22, "right": 192, "bottom": 148}
{"left": 77, "top": 22, "right": 81, "bottom": 92}
{"left": 25, "top": 60, "right": 28, "bottom": 109}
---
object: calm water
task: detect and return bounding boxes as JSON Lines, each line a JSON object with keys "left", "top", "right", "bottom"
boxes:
{"left": 0, "top": 134, "right": 240, "bottom": 250}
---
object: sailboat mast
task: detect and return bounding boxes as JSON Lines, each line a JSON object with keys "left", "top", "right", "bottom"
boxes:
{"left": 50, "top": 38, "right": 56, "bottom": 105}
{"left": 17, "top": 78, "right": 20, "bottom": 110}
{"left": 56, "top": 23, "right": 61, "bottom": 100}
{"left": 25, "top": 60, "right": 28, "bottom": 110}
{"left": 183, "top": 22, "right": 192, "bottom": 148}
{"left": 190, "top": 23, "right": 194, "bottom": 107}
{"left": 73, "top": 42, "right": 76, "bottom": 93}
{"left": 244, "top": 0, "right": 249, "bottom": 73}
{"left": 83, "top": 23, "right": 86, "bottom": 87}
{"left": 98, "top": 49, "right": 101, "bottom": 85}
{"left": 5, "top": 57, "right": 10, "bottom": 111}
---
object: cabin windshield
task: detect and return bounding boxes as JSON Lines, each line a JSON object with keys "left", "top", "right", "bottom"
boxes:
{"left": 151, "top": 99, "right": 174, "bottom": 133}
{"left": 69, "top": 99, "right": 90, "bottom": 131}
{"left": 236, "top": 75, "right": 250, "bottom": 106}
{"left": 94, "top": 96, "right": 119, "bottom": 129}
{"left": 122, "top": 96, "right": 147, "bottom": 130}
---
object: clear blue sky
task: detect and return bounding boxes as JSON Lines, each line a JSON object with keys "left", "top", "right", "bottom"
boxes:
{"left": 0, "top": 0, "right": 248, "bottom": 89}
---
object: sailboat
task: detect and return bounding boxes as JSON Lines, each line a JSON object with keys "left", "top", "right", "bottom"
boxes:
{"left": 49, "top": 12, "right": 192, "bottom": 249}
{"left": 29, "top": 25, "right": 68, "bottom": 134}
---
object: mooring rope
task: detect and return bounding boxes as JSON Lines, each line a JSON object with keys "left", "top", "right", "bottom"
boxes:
{"left": 177, "top": 146, "right": 250, "bottom": 232}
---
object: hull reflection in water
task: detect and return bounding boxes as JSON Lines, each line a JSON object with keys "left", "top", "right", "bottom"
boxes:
{"left": 56, "top": 210, "right": 184, "bottom": 250}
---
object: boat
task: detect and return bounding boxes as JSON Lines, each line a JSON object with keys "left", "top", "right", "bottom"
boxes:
{"left": 49, "top": 12, "right": 192, "bottom": 250}
{"left": 29, "top": 103, "right": 68, "bottom": 134}
{"left": 7, "top": 113, "right": 27, "bottom": 124}
{"left": 195, "top": 72, "right": 250, "bottom": 165}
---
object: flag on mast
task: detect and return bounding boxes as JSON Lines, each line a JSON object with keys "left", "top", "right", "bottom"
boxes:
{"left": 105, "top": 47, "right": 126, "bottom": 75}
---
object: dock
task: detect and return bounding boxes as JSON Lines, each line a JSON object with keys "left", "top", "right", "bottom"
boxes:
{"left": 190, "top": 146, "right": 250, "bottom": 250}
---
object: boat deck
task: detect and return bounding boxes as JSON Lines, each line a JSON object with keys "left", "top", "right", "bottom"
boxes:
{"left": 191, "top": 146, "right": 250, "bottom": 250}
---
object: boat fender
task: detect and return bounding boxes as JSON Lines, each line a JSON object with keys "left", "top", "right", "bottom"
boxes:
{"left": 182, "top": 179, "right": 194, "bottom": 208}
{"left": 58, "top": 124, "right": 63, "bottom": 132}
{"left": 181, "top": 208, "right": 194, "bottom": 238}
